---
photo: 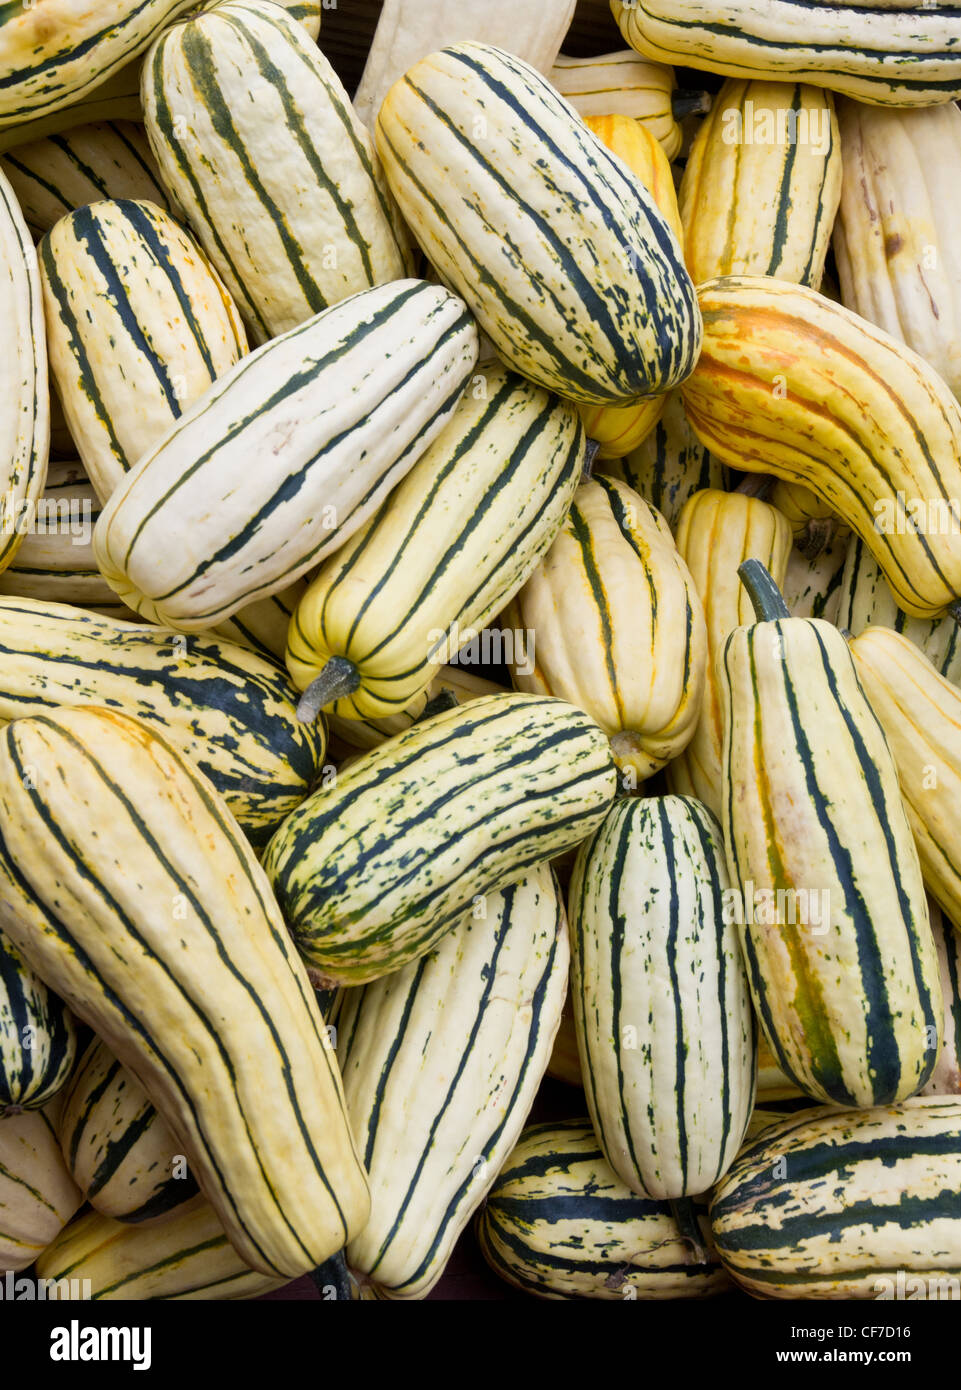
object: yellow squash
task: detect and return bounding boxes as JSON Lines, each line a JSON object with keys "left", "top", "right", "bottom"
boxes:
{"left": 504, "top": 475, "right": 707, "bottom": 783}
{"left": 681, "top": 275, "right": 961, "bottom": 619}
{"left": 668, "top": 489, "right": 792, "bottom": 819}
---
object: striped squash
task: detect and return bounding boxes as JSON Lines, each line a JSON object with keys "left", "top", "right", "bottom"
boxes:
{"left": 0, "top": 596, "right": 323, "bottom": 848}
{"left": 326, "top": 667, "right": 502, "bottom": 755}
{"left": 681, "top": 276, "right": 961, "bottom": 619}
{"left": 93, "top": 279, "right": 478, "bottom": 630}
{"left": 143, "top": 0, "right": 411, "bottom": 345}
{"left": 41, "top": 198, "right": 248, "bottom": 503}
{"left": 58, "top": 1036, "right": 199, "bottom": 1225}
{"left": 568, "top": 797, "right": 756, "bottom": 1200}
{"left": 575, "top": 112, "right": 682, "bottom": 460}
{"left": 679, "top": 80, "right": 841, "bottom": 288}
{"left": 781, "top": 533, "right": 848, "bottom": 622}
{"left": 834, "top": 100, "right": 961, "bottom": 403}
{"left": 668, "top": 490, "right": 792, "bottom": 819}
{"left": 711, "top": 1098, "right": 961, "bottom": 1298}
{"left": 0, "top": 164, "right": 49, "bottom": 575}
{"left": 339, "top": 864, "right": 568, "bottom": 1300}
{"left": 1, "top": 122, "right": 174, "bottom": 240}
{"left": 0, "top": 1104, "right": 83, "bottom": 1272}
{"left": 504, "top": 476, "right": 708, "bottom": 784}
{"left": 0, "top": 2, "right": 195, "bottom": 132}
{"left": 721, "top": 561, "right": 942, "bottom": 1107}
{"left": 549, "top": 52, "right": 709, "bottom": 160}
{"left": 611, "top": 0, "right": 961, "bottom": 107}
{"left": 923, "top": 902, "right": 961, "bottom": 1097}
{"left": 0, "top": 705, "right": 369, "bottom": 1278}
{"left": 36, "top": 1196, "right": 289, "bottom": 1300}
{"left": 597, "top": 390, "right": 727, "bottom": 533}
{"left": 214, "top": 579, "right": 309, "bottom": 666}
{"left": 477, "top": 1120, "right": 729, "bottom": 1300}
{"left": 850, "top": 625, "right": 961, "bottom": 929}
{"left": 838, "top": 536, "right": 961, "bottom": 688}
{"left": 263, "top": 692, "right": 616, "bottom": 986}
{"left": 287, "top": 360, "right": 584, "bottom": 724}
{"left": 0, "top": 0, "right": 322, "bottom": 155}
{"left": 376, "top": 42, "right": 701, "bottom": 407}
{"left": 0, "top": 463, "right": 130, "bottom": 613}
{"left": 1, "top": 933, "right": 77, "bottom": 1115}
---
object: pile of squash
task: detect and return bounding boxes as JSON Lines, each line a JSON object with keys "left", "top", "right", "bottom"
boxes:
{"left": 2, "top": 0, "right": 961, "bottom": 1303}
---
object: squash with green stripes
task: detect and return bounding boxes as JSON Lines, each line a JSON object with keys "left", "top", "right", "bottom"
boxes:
{"left": 57, "top": 1036, "right": 199, "bottom": 1224}
{"left": 548, "top": 52, "right": 709, "bottom": 160}
{"left": 1, "top": 932, "right": 77, "bottom": 1115}
{"left": 477, "top": 1119, "right": 729, "bottom": 1301}
{"left": 143, "top": 0, "right": 411, "bottom": 345}
{"left": 720, "top": 561, "right": 942, "bottom": 1107}
{"left": 668, "top": 489, "right": 792, "bottom": 819}
{"left": 837, "top": 535, "right": 961, "bottom": 687}
{"left": 376, "top": 42, "right": 701, "bottom": 407}
{"left": 0, "top": 1103, "right": 83, "bottom": 1272}
{"left": 287, "top": 360, "right": 584, "bottom": 724}
{"left": 611, "top": 0, "right": 961, "bottom": 107}
{"left": 0, "top": 705, "right": 369, "bottom": 1278}
{"left": 711, "top": 1097, "right": 961, "bottom": 1298}
{"left": 0, "top": 596, "right": 323, "bottom": 848}
{"left": 0, "top": 463, "right": 131, "bottom": 613}
{"left": 850, "top": 625, "right": 961, "bottom": 930}
{"left": 326, "top": 667, "right": 502, "bottom": 755}
{"left": 263, "top": 691, "right": 616, "bottom": 986}
{"left": 923, "top": 902, "right": 961, "bottom": 1097}
{"left": 569, "top": 796, "right": 756, "bottom": 1202}
{"left": 339, "top": 863, "right": 568, "bottom": 1299}
{"left": 574, "top": 112, "right": 681, "bottom": 461}
{"left": 41, "top": 198, "right": 248, "bottom": 504}
{"left": 679, "top": 80, "right": 841, "bottom": 289}
{"left": 597, "top": 391, "right": 727, "bottom": 533}
{"left": 681, "top": 276, "right": 961, "bottom": 619}
{"left": 0, "top": 164, "right": 49, "bottom": 576}
{"left": 93, "top": 278, "right": 478, "bottom": 630}
{"left": 0, "top": 1, "right": 195, "bottom": 132}
{"left": 1, "top": 121, "right": 174, "bottom": 240}
{"left": 36, "top": 1196, "right": 289, "bottom": 1299}
{"left": 503, "top": 476, "right": 707, "bottom": 784}
{"left": 781, "top": 533, "right": 847, "bottom": 622}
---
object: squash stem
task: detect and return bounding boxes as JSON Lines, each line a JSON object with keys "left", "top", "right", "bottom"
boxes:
{"left": 734, "top": 473, "right": 774, "bottom": 500}
{"left": 583, "top": 437, "right": 601, "bottom": 481}
{"left": 738, "top": 559, "right": 791, "bottom": 622}
{"left": 308, "top": 1250, "right": 352, "bottom": 1301}
{"left": 296, "top": 657, "right": 361, "bottom": 722}
{"left": 949, "top": 600, "right": 961, "bottom": 629}
{"left": 670, "top": 1197, "right": 708, "bottom": 1265}
{"left": 416, "top": 688, "right": 459, "bottom": 724}
{"left": 671, "top": 89, "right": 712, "bottom": 120}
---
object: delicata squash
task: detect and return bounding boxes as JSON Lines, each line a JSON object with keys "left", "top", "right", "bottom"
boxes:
{"left": 0, "top": 706, "right": 369, "bottom": 1279}
{"left": 681, "top": 276, "right": 961, "bottom": 619}
{"left": 503, "top": 476, "right": 707, "bottom": 783}
{"left": 719, "top": 561, "right": 942, "bottom": 1108}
